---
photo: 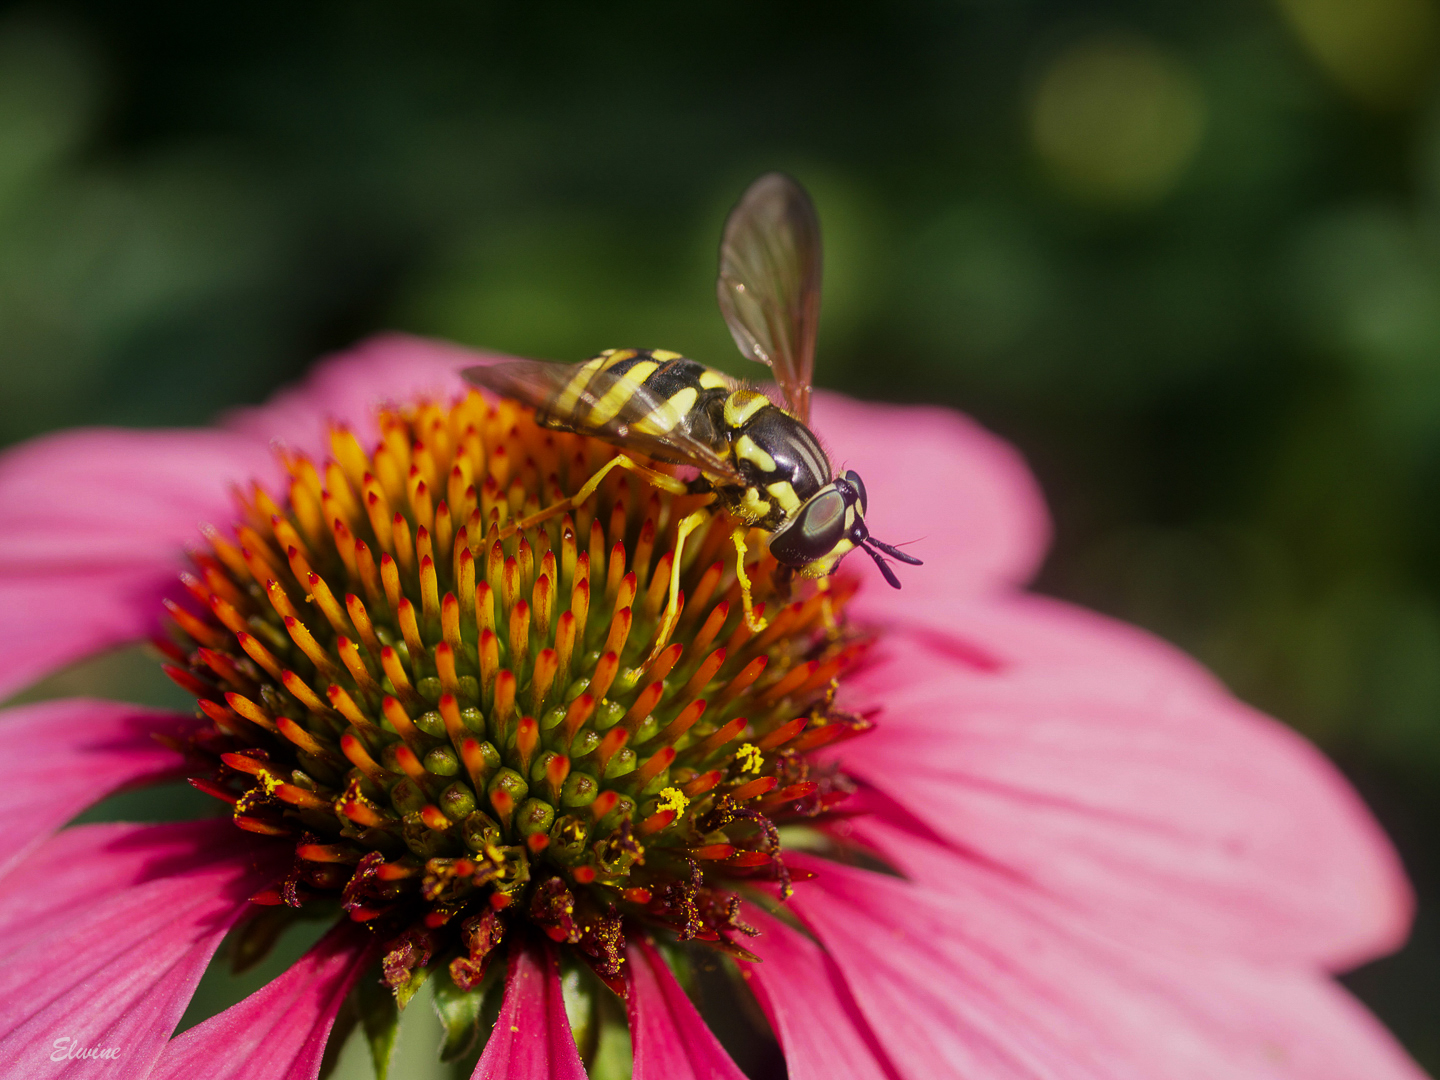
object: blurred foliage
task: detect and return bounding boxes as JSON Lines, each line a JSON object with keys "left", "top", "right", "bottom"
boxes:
{"left": 1, "top": 0, "right": 1438, "bottom": 1067}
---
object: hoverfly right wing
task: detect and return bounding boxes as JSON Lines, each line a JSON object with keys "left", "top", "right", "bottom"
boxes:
{"left": 463, "top": 358, "right": 744, "bottom": 483}
{"left": 716, "top": 172, "right": 822, "bottom": 424}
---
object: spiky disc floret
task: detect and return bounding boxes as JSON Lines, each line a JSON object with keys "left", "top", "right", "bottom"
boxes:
{"left": 164, "top": 391, "right": 872, "bottom": 994}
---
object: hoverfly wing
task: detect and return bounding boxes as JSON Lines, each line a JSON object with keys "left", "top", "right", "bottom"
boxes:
{"left": 716, "top": 172, "right": 821, "bottom": 424}
{"left": 461, "top": 358, "right": 582, "bottom": 421}
{"left": 463, "top": 358, "right": 744, "bottom": 483}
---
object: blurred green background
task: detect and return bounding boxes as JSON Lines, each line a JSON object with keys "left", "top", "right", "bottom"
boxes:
{"left": 1, "top": 0, "right": 1437, "bottom": 1069}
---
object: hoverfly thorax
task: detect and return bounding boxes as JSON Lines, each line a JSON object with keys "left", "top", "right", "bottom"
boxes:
{"left": 721, "top": 393, "right": 831, "bottom": 529}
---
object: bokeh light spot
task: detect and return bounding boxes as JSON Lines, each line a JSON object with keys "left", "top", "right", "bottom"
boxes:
{"left": 1029, "top": 33, "right": 1207, "bottom": 206}
{"left": 1276, "top": 0, "right": 1439, "bottom": 108}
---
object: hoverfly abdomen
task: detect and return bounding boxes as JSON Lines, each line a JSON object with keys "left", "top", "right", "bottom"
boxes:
{"left": 542, "top": 348, "right": 731, "bottom": 451}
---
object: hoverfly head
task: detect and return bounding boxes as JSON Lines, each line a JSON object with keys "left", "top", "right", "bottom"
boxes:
{"left": 767, "top": 470, "right": 920, "bottom": 586}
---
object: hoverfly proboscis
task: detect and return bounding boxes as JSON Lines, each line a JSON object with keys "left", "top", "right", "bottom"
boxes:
{"left": 462, "top": 172, "right": 921, "bottom": 649}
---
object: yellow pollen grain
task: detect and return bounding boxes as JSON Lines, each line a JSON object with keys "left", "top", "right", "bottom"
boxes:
{"left": 657, "top": 787, "right": 690, "bottom": 816}
{"left": 736, "top": 743, "right": 763, "bottom": 773}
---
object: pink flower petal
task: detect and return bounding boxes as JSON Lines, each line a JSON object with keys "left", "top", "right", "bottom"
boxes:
{"left": 0, "top": 698, "right": 197, "bottom": 880}
{"left": 835, "top": 628, "right": 1411, "bottom": 969}
{"left": 225, "top": 334, "right": 505, "bottom": 460}
{"left": 789, "top": 856, "right": 1425, "bottom": 1080}
{"left": 0, "top": 574, "right": 171, "bottom": 702}
{"left": 626, "top": 936, "right": 747, "bottom": 1080}
{"left": 0, "top": 427, "right": 280, "bottom": 697}
{"left": 738, "top": 905, "right": 895, "bottom": 1080}
{"left": 810, "top": 391, "right": 1050, "bottom": 602}
{"left": 472, "top": 941, "right": 586, "bottom": 1080}
{"left": 850, "top": 590, "right": 1228, "bottom": 697}
{"left": 150, "top": 921, "right": 374, "bottom": 1080}
{"left": 0, "top": 820, "right": 285, "bottom": 1079}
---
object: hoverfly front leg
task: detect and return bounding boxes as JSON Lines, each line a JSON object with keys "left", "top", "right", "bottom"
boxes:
{"left": 647, "top": 507, "right": 712, "bottom": 663}
{"left": 815, "top": 575, "right": 838, "bottom": 634}
{"left": 731, "top": 527, "right": 768, "bottom": 633}
{"left": 502, "top": 453, "right": 690, "bottom": 540}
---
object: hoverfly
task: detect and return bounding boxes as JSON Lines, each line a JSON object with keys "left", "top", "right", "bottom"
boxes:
{"left": 463, "top": 172, "right": 920, "bottom": 636}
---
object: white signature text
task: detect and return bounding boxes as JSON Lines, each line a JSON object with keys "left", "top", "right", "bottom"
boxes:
{"left": 51, "top": 1037, "right": 121, "bottom": 1062}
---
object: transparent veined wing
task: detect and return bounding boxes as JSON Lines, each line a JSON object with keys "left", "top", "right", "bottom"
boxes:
{"left": 463, "top": 358, "right": 744, "bottom": 483}
{"left": 716, "top": 172, "right": 821, "bottom": 424}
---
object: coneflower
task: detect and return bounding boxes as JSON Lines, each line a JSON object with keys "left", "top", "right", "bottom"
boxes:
{"left": 0, "top": 336, "right": 1420, "bottom": 1080}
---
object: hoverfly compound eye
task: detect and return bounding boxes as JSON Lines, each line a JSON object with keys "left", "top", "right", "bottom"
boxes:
{"left": 769, "top": 488, "right": 848, "bottom": 567}
{"left": 843, "top": 470, "right": 867, "bottom": 514}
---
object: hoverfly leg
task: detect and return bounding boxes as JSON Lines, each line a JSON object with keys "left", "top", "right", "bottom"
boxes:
{"left": 504, "top": 453, "right": 690, "bottom": 539}
{"left": 648, "top": 508, "right": 711, "bottom": 663}
{"left": 731, "top": 527, "right": 769, "bottom": 633}
{"left": 813, "top": 575, "right": 840, "bottom": 634}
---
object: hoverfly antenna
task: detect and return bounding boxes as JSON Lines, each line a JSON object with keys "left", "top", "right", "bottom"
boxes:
{"left": 861, "top": 535, "right": 922, "bottom": 590}
{"left": 866, "top": 536, "right": 923, "bottom": 566}
{"left": 860, "top": 536, "right": 922, "bottom": 590}
{"left": 861, "top": 542, "right": 904, "bottom": 589}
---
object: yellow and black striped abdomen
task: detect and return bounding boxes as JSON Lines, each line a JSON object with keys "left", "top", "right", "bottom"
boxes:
{"left": 546, "top": 348, "right": 732, "bottom": 445}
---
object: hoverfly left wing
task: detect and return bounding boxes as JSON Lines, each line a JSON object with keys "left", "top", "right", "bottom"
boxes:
{"left": 463, "top": 358, "right": 744, "bottom": 483}
{"left": 716, "top": 172, "right": 821, "bottom": 424}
